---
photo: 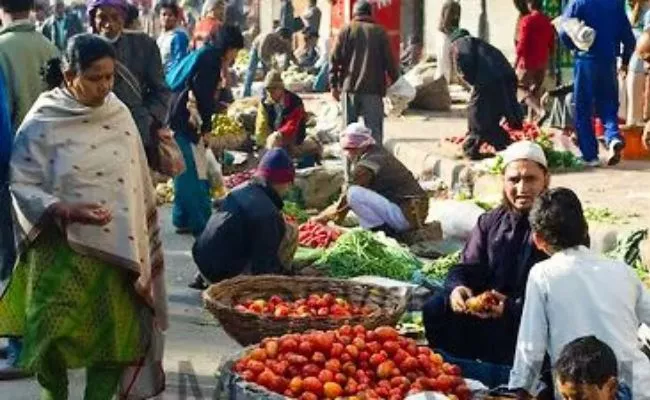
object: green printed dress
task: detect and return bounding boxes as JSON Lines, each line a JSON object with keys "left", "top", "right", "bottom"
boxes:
{"left": 0, "top": 228, "right": 144, "bottom": 399}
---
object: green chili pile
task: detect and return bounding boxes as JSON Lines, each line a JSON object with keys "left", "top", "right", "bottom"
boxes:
{"left": 422, "top": 251, "right": 461, "bottom": 282}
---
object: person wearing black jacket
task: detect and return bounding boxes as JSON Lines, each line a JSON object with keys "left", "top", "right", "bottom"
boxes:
{"left": 167, "top": 25, "right": 244, "bottom": 238}
{"left": 193, "top": 149, "right": 298, "bottom": 283}
{"left": 451, "top": 30, "right": 524, "bottom": 160}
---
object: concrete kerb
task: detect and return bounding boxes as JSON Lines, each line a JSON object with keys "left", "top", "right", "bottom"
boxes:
{"left": 385, "top": 139, "right": 472, "bottom": 189}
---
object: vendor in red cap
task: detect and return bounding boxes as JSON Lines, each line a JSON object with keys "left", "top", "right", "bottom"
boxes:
{"left": 192, "top": 148, "right": 298, "bottom": 284}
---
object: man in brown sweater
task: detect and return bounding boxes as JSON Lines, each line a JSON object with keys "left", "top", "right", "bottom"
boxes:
{"left": 329, "top": 0, "right": 399, "bottom": 144}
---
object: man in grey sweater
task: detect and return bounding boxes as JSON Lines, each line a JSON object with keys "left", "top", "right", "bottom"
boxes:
{"left": 329, "top": 0, "right": 399, "bottom": 144}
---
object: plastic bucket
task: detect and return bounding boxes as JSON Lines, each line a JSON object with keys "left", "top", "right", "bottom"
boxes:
{"left": 620, "top": 126, "right": 650, "bottom": 160}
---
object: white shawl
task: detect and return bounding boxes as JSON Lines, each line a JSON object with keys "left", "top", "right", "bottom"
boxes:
{"left": 10, "top": 88, "right": 167, "bottom": 398}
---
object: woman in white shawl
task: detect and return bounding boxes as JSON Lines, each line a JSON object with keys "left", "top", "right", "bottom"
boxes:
{"left": 0, "top": 34, "right": 167, "bottom": 399}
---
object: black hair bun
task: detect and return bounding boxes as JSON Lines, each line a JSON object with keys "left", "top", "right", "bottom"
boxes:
{"left": 42, "top": 57, "right": 65, "bottom": 90}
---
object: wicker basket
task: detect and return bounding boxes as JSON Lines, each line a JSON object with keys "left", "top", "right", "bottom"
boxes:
{"left": 203, "top": 275, "right": 408, "bottom": 346}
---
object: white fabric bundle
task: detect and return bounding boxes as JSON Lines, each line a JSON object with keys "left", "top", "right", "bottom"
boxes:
{"left": 552, "top": 17, "right": 596, "bottom": 51}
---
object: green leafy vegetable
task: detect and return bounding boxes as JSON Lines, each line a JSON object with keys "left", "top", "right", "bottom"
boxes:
{"left": 316, "top": 229, "right": 422, "bottom": 281}
{"left": 421, "top": 251, "right": 461, "bottom": 282}
{"left": 283, "top": 201, "right": 309, "bottom": 223}
{"left": 606, "top": 229, "right": 649, "bottom": 280}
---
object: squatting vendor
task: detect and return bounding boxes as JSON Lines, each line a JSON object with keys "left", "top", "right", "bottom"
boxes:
{"left": 192, "top": 149, "right": 298, "bottom": 282}
{"left": 313, "top": 123, "right": 428, "bottom": 238}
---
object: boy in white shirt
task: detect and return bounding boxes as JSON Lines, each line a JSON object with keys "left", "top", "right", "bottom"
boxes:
{"left": 509, "top": 187, "right": 650, "bottom": 399}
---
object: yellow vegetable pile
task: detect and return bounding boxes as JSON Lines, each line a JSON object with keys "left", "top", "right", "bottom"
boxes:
{"left": 211, "top": 114, "right": 245, "bottom": 137}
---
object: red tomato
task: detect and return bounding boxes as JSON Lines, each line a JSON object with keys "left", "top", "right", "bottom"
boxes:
{"left": 301, "top": 363, "right": 320, "bottom": 377}
{"left": 353, "top": 324, "right": 366, "bottom": 335}
{"left": 345, "top": 345, "right": 359, "bottom": 359}
{"left": 311, "top": 351, "right": 326, "bottom": 365}
{"left": 366, "top": 341, "right": 382, "bottom": 354}
{"left": 323, "top": 382, "right": 344, "bottom": 399}
{"left": 383, "top": 340, "right": 400, "bottom": 356}
{"left": 339, "top": 325, "right": 353, "bottom": 337}
{"left": 289, "top": 376, "right": 304, "bottom": 395}
{"left": 264, "top": 340, "right": 279, "bottom": 359}
{"left": 256, "top": 369, "right": 277, "bottom": 389}
{"left": 369, "top": 352, "right": 387, "bottom": 367}
{"left": 374, "top": 326, "right": 399, "bottom": 342}
{"left": 300, "top": 392, "right": 318, "bottom": 400}
{"left": 352, "top": 337, "right": 366, "bottom": 350}
{"left": 342, "top": 361, "right": 357, "bottom": 376}
{"left": 302, "top": 377, "right": 323, "bottom": 396}
{"left": 318, "top": 369, "right": 335, "bottom": 383}
{"left": 298, "top": 341, "right": 313, "bottom": 356}
{"left": 377, "top": 361, "right": 396, "bottom": 379}
{"left": 329, "top": 343, "right": 344, "bottom": 358}
{"left": 279, "top": 338, "right": 298, "bottom": 354}
{"left": 246, "top": 360, "right": 265, "bottom": 374}
{"left": 335, "top": 372, "right": 347, "bottom": 385}
{"left": 324, "top": 359, "right": 341, "bottom": 373}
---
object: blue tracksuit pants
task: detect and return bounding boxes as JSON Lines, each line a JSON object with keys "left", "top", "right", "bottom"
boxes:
{"left": 573, "top": 56, "right": 623, "bottom": 162}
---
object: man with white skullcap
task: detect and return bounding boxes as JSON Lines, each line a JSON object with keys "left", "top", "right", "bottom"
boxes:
{"left": 423, "top": 141, "right": 555, "bottom": 387}
{"left": 313, "top": 122, "right": 427, "bottom": 236}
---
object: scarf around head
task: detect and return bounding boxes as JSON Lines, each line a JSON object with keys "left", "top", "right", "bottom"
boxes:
{"left": 339, "top": 122, "right": 376, "bottom": 150}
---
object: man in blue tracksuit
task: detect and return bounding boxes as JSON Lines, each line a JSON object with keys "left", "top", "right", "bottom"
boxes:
{"left": 560, "top": 0, "right": 635, "bottom": 166}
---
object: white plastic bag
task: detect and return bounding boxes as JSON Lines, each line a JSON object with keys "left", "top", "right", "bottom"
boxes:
{"left": 427, "top": 199, "right": 485, "bottom": 241}
{"left": 206, "top": 148, "right": 224, "bottom": 189}
{"left": 384, "top": 76, "right": 416, "bottom": 117}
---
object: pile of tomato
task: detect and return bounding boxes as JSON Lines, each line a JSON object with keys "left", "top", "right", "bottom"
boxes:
{"left": 224, "top": 169, "right": 255, "bottom": 189}
{"left": 234, "top": 325, "right": 470, "bottom": 400}
{"left": 234, "top": 293, "right": 374, "bottom": 319}
{"left": 298, "top": 222, "right": 342, "bottom": 249}
{"left": 501, "top": 121, "right": 543, "bottom": 142}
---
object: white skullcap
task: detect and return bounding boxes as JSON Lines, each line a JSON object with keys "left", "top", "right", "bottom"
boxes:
{"left": 502, "top": 141, "right": 548, "bottom": 169}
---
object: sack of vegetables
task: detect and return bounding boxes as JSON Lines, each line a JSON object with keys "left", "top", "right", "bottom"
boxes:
{"left": 203, "top": 275, "right": 408, "bottom": 346}
{"left": 209, "top": 114, "right": 247, "bottom": 151}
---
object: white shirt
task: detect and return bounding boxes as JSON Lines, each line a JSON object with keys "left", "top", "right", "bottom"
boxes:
{"left": 508, "top": 246, "right": 650, "bottom": 399}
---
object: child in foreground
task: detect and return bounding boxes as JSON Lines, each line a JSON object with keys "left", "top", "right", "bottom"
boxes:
{"left": 554, "top": 336, "right": 629, "bottom": 400}
{"left": 508, "top": 187, "right": 650, "bottom": 399}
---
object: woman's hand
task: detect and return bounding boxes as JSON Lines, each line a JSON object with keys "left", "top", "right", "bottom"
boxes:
{"left": 449, "top": 286, "right": 473, "bottom": 313}
{"left": 157, "top": 128, "right": 173, "bottom": 141}
{"left": 52, "top": 202, "right": 112, "bottom": 226}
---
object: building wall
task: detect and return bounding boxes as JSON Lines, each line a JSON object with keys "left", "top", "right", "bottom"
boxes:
{"left": 424, "top": 0, "right": 519, "bottom": 61}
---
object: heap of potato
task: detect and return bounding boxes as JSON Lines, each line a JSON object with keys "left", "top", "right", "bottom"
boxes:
{"left": 155, "top": 179, "right": 174, "bottom": 205}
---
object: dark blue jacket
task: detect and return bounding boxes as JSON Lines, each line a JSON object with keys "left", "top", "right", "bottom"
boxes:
{"left": 445, "top": 206, "right": 548, "bottom": 323}
{"left": 167, "top": 45, "right": 223, "bottom": 142}
{"left": 192, "top": 181, "right": 286, "bottom": 282}
{"left": 561, "top": 0, "right": 636, "bottom": 65}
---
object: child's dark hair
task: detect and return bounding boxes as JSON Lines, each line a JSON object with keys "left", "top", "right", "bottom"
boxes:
{"left": 42, "top": 34, "right": 116, "bottom": 90}
{"left": 0, "top": 0, "right": 34, "bottom": 13}
{"left": 526, "top": 0, "right": 543, "bottom": 10}
{"left": 158, "top": 0, "right": 181, "bottom": 17}
{"left": 529, "top": 187, "right": 589, "bottom": 251}
{"left": 555, "top": 336, "right": 618, "bottom": 387}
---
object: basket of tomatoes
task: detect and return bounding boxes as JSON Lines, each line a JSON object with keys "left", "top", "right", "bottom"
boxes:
{"left": 215, "top": 325, "right": 473, "bottom": 400}
{"left": 203, "top": 275, "right": 408, "bottom": 346}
